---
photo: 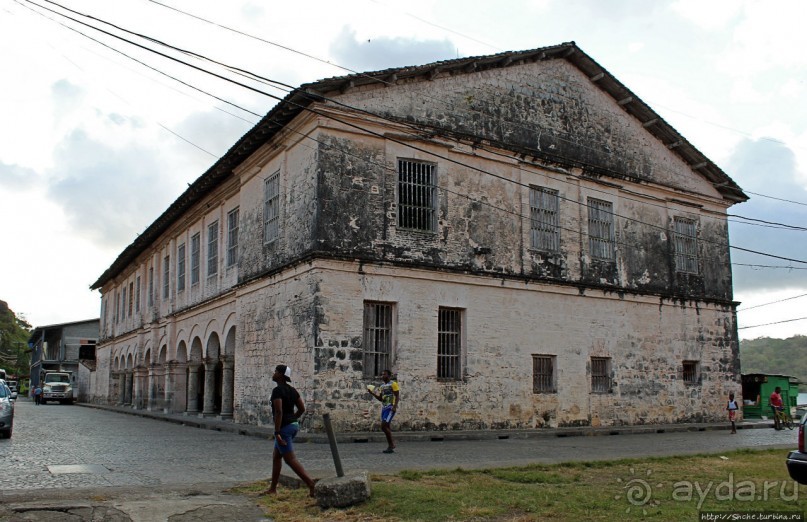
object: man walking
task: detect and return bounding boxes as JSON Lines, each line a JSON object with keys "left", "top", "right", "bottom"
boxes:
{"left": 770, "top": 386, "right": 784, "bottom": 430}
{"left": 371, "top": 369, "right": 400, "bottom": 453}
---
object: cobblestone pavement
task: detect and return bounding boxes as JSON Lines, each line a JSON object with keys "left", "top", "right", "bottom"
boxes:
{"left": 1, "top": 398, "right": 799, "bottom": 490}
{"left": 0, "top": 398, "right": 799, "bottom": 520}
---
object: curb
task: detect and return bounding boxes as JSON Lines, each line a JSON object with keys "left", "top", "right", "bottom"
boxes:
{"left": 75, "top": 401, "right": 777, "bottom": 444}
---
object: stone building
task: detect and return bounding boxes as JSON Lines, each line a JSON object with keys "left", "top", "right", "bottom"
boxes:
{"left": 90, "top": 42, "right": 747, "bottom": 432}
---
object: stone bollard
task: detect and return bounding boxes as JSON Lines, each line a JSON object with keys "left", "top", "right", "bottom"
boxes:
{"left": 314, "top": 414, "right": 371, "bottom": 508}
{"left": 315, "top": 470, "right": 372, "bottom": 509}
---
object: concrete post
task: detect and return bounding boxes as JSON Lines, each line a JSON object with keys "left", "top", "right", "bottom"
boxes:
{"left": 171, "top": 362, "right": 188, "bottom": 414}
{"left": 115, "top": 372, "right": 125, "bottom": 405}
{"left": 202, "top": 358, "right": 217, "bottom": 417}
{"left": 220, "top": 357, "right": 235, "bottom": 419}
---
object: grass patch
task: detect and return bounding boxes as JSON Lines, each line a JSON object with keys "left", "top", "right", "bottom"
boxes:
{"left": 245, "top": 448, "right": 805, "bottom": 521}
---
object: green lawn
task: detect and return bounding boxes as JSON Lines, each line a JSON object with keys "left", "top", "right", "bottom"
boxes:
{"left": 235, "top": 448, "right": 806, "bottom": 521}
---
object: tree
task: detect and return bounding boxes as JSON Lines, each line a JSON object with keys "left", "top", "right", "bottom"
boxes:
{"left": 0, "top": 300, "right": 32, "bottom": 380}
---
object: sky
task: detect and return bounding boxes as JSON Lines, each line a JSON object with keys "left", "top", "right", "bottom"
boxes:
{"left": 1, "top": 0, "right": 806, "bottom": 340}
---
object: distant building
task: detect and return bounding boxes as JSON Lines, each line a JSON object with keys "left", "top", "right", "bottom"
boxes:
{"left": 29, "top": 319, "right": 99, "bottom": 392}
{"left": 90, "top": 42, "right": 747, "bottom": 431}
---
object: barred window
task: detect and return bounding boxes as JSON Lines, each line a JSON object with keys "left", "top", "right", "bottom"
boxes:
{"left": 683, "top": 360, "right": 700, "bottom": 384}
{"left": 135, "top": 276, "right": 141, "bottom": 313}
{"left": 591, "top": 357, "right": 611, "bottom": 393}
{"left": 207, "top": 220, "right": 219, "bottom": 277}
{"left": 264, "top": 172, "right": 280, "bottom": 243}
{"left": 588, "top": 198, "right": 615, "bottom": 260}
{"left": 530, "top": 187, "right": 560, "bottom": 252}
{"left": 532, "top": 355, "right": 556, "bottom": 393}
{"left": 190, "top": 233, "right": 200, "bottom": 285}
{"left": 162, "top": 255, "right": 170, "bottom": 299}
{"left": 177, "top": 243, "right": 186, "bottom": 292}
{"left": 363, "top": 302, "right": 394, "bottom": 378}
{"left": 227, "top": 208, "right": 239, "bottom": 267}
{"left": 398, "top": 159, "right": 436, "bottom": 232}
{"left": 673, "top": 217, "right": 698, "bottom": 274}
{"left": 438, "top": 307, "right": 463, "bottom": 380}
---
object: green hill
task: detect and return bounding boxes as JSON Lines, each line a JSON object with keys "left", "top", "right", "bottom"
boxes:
{"left": 740, "top": 336, "right": 807, "bottom": 390}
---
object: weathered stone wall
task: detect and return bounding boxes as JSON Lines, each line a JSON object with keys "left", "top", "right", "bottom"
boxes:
{"left": 313, "top": 121, "right": 733, "bottom": 301}
{"left": 305, "top": 259, "right": 740, "bottom": 432}
{"left": 234, "top": 265, "right": 322, "bottom": 427}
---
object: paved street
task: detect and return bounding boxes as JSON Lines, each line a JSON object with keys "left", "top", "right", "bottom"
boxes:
{"left": 0, "top": 398, "right": 800, "bottom": 520}
{"left": 1, "top": 398, "right": 800, "bottom": 491}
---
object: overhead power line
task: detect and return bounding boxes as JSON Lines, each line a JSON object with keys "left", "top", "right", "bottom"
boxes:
{"left": 738, "top": 316, "right": 807, "bottom": 330}
{"left": 737, "top": 292, "right": 807, "bottom": 312}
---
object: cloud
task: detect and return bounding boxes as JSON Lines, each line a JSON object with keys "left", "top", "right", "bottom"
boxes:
{"left": 329, "top": 26, "right": 455, "bottom": 72}
{"left": 0, "top": 161, "right": 38, "bottom": 191}
{"left": 727, "top": 138, "right": 807, "bottom": 292}
{"left": 45, "top": 129, "right": 176, "bottom": 249}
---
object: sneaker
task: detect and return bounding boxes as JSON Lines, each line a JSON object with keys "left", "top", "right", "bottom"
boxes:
{"left": 382, "top": 448, "right": 395, "bottom": 454}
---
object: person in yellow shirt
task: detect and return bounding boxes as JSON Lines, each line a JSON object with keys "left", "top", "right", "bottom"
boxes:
{"left": 371, "top": 369, "right": 400, "bottom": 453}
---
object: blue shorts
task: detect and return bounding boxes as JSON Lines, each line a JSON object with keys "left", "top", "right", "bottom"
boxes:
{"left": 275, "top": 422, "right": 299, "bottom": 455}
{"left": 381, "top": 405, "right": 396, "bottom": 424}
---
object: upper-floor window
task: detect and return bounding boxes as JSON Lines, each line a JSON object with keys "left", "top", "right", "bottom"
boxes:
{"left": 207, "top": 220, "right": 219, "bottom": 277}
{"left": 591, "top": 356, "right": 612, "bottom": 393}
{"left": 437, "top": 307, "right": 463, "bottom": 380}
{"left": 135, "top": 276, "right": 141, "bottom": 313}
{"left": 532, "top": 354, "right": 556, "bottom": 393}
{"left": 529, "top": 186, "right": 560, "bottom": 252}
{"left": 177, "top": 243, "right": 186, "bottom": 292}
{"left": 264, "top": 172, "right": 280, "bottom": 243}
{"left": 363, "top": 302, "right": 394, "bottom": 378}
{"left": 115, "top": 290, "right": 121, "bottom": 323}
{"left": 588, "top": 198, "right": 615, "bottom": 260}
{"left": 120, "top": 287, "right": 126, "bottom": 322}
{"left": 227, "top": 208, "right": 239, "bottom": 267}
{"left": 128, "top": 282, "right": 134, "bottom": 317}
{"left": 398, "top": 159, "right": 436, "bottom": 232}
{"left": 673, "top": 217, "right": 698, "bottom": 274}
{"left": 147, "top": 267, "right": 154, "bottom": 307}
{"left": 162, "top": 255, "right": 170, "bottom": 299}
{"left": 191, "top": 233, "right": 201, "bottom": 285}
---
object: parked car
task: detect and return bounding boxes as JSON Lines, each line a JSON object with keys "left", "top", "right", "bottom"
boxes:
{"left": 786, "top": 413, "right": 807, "bottom": 484}
{"left": 0, "top": 383, "right": 13, "bottom": 438}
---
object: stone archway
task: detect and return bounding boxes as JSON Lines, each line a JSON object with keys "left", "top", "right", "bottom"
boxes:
{"left": 220, "top": 326, "right": 236, "bottom": 419}
{"left": 187, "top": 338, "right": 204, "bottom": 414}
{"left": 169, "top": 340, "right": 188, "bottom": 414}
{"left": 202, "top": 333, "right": 221, "bottom": 417}
{"left": 125, "top": 353, "right": 134, "bottom": 406}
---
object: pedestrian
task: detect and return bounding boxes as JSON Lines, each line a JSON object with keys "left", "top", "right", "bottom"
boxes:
{"left": 34, "top": 385, "right": 42, "bottom": 405}
{"left": 770, "top": 386, "right": 784, "bottom": 430}
{"left": 265, "top": 364, "right": 316, "bottom": 497}
{"left": 726, "top": 392, "right": 738, "bottom": 434}
{"left": 370, "top": 369, "right": 400, "bottom": 453}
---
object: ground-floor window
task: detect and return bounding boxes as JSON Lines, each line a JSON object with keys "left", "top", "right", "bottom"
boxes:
{"left": 591, "top": 356, "right": 611, "bottom": 393}
{"left": 532, "top": 355, "right": 556, "bottom": 393}
{"left": 682, "top": 360, "right": 700, "bottom": 384}
{"left": 363, "top": 302, "right": 394, "bottom": 378}
{"left": 437, "top": 307, "right": 463, "bottom": 380}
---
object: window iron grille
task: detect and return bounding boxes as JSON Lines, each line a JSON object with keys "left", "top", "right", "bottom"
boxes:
{"left": 438, "top": 307, "right": 462, "bottom": 380}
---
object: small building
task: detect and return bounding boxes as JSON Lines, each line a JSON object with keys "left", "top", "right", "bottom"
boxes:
{"left": 740, "top": 373, "right": 800, "bottom": 418}
{"left": 29, "top": 319, "right": 99, "bottom": 392}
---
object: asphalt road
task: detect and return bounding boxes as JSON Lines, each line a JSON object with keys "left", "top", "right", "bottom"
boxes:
{"left": 0, "top": 398, "right": 800, "bottom": 520}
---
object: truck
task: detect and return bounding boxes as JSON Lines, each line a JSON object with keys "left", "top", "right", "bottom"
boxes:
{"left": 41, "top": 372, "right": 74, "bottom": 405}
